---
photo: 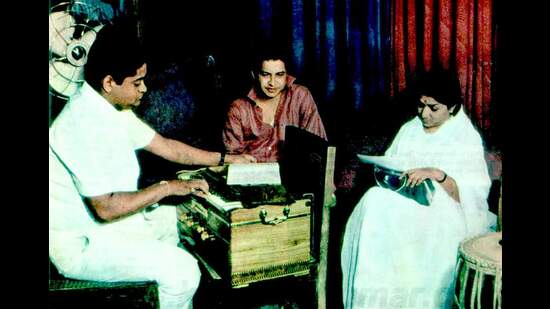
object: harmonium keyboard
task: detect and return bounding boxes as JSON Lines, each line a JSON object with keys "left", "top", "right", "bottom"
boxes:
{"left": 174, "top": 166, "right": 314, "bottom": 288}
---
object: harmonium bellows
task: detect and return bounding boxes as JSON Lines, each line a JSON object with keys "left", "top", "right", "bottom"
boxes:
{"left": 175, "top": 166, "right": 314, "bottom": 288}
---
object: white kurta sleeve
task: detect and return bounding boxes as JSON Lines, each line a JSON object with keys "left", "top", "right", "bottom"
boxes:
{"left": 122, "top": 110, "right": 156, "bottom": 149}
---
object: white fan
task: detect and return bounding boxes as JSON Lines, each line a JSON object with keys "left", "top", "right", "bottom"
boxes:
{"left": 49, "top": 1, "right": 108, "bottom": 99}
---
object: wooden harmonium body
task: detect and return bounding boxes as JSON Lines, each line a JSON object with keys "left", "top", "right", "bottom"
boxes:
{"left": 175, "top": 166, "right": 314, "bottom": 288}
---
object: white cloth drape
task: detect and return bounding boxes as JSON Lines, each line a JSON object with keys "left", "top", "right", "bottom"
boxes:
{"left": 341, "top": 109, "right": 496, "bottom": 308}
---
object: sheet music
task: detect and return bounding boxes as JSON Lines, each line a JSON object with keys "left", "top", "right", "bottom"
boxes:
{"left": 226, "top": 163, "right": 282, "bottom": 185}
{"left": 357, "top": 154, "right": 408, "bottom": 172}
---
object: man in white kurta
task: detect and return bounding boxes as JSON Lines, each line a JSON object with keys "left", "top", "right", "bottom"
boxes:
{"left": 341, "top": 107, "right": 496, "bottom": 309}
{"left": 49, "top": 82, "right": 203, "bottom": 308}
{"left": 49, "top": 21, "right": 256, "bottom": 309}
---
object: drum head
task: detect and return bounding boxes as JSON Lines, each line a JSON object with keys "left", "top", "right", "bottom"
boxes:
{"left": 460, "top": 232, "right": 502, "bottom": 267}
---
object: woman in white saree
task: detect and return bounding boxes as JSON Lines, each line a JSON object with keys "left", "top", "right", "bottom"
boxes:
{"left": 341, "top": 69, "right": 496, "bottom": 309}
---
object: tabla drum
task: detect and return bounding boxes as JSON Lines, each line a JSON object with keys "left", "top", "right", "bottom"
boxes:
{"left": 454, "top": 232, "right": 502, "bottom": 309}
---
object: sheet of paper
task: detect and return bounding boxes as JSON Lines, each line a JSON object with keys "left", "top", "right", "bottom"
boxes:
{"left": 226, "top": 162, "right": 281, "bottom": 185}
{"left": 356, "top": 154, "right": 409, "bottom": 172}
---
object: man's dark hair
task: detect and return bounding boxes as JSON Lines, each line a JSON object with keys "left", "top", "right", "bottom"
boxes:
{"left": 410, "top": 68, "right": 463, "bottom": 115}
{"left": 85, "top": 17, "right": 146, "bottom": 92}
{"left": 251, "top": 42, "right": 289, "bottom": 74}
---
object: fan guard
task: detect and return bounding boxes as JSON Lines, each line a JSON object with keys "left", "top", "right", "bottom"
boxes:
{"left": 49, "top": 2, "right": 108, "bottom": 99}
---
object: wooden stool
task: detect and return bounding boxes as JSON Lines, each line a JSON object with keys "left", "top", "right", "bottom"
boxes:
{"left": 454, "top": 232, "right": 502, "bottom": 309}
{"left": 49, "top": 260, "right": 159, "bottom": 308}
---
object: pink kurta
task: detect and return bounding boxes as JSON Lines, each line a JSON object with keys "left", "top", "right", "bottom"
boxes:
{"left": 223, "top": 75, "right": 327, "bottom": 162}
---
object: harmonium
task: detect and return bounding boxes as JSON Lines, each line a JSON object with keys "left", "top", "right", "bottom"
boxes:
{"left": 174, "top": 165, "right": 315, "bottom": 288}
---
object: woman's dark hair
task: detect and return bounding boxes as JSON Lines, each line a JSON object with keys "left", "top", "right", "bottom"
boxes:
{"left": 410, "top": 68, "right": 462, "bottom": 115}
{"left": 85, "top": 17, "right": 146, "bottom": 92}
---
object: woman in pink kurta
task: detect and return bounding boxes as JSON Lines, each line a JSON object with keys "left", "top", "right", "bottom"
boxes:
{"left": 223, "top": 71, "right": 327, "bottom": 162}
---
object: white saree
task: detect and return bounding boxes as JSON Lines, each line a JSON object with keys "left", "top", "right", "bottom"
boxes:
{"left": 341, "top": 109, "right": 496, "bottom": 308}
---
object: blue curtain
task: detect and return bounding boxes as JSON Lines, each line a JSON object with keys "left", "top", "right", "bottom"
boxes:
{"left": 255, "top": 0, "right": 392, "bottom": 137}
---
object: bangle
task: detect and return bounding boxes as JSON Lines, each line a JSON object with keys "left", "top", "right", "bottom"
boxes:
{"left": 218, "top": 152, "right": 226, "bottom": 166}
{"left": 437, "top": 172, "right": 447, "bottom": 183}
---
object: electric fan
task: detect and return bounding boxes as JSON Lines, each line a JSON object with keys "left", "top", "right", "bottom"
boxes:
{"left": 49, "top": 1, "right": 111, "bottom": 99}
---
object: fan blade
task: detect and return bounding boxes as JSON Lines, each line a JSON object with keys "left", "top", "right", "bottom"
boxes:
{"left": 49, "top": 60, "right": 84, "bottom": 98}
{"left": 49, "top": 11, "right": 76, "bottom": 57}
{"left": 80, "top": 24, "right": 104, "bottom": 48}
{"left": 76, "top": 24, "right": 104, "bottom": 56}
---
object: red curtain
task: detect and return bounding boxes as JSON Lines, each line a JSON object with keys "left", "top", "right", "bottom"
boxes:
{"left": 390, "top": 0, "right": 495, "bottom": 136}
